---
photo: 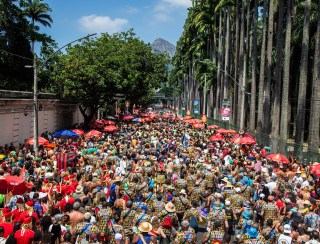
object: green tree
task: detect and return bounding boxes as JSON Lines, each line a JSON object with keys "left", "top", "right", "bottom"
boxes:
{"left": 50, "top": 31, "right": 167, "bottom": 127}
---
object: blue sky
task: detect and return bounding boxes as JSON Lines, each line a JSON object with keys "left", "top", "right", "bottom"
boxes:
{"left": 41, "top": 0, "right": 191, "bottom": 49}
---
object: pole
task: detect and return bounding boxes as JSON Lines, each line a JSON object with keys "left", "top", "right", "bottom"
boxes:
{"left": 203, "top": 74, "right": 207, "bottom": 115}
{"left": 33, "top": 55, "right": 38, "bottom": 156}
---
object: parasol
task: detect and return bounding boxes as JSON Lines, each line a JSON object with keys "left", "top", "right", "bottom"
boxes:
{"left": 103, "top": 120, "right": 115, "bottom": 125}
{"left": 133, "top": 118, "right": 143, "bottom": 122}
{"left": 266, "top": 153, "right": 290, "bottom": 164}
{"left": 0, "top": 176, "right": 33, "bottom": 195}
{"left": 232, "top": 132, "right": 255, "bottom": 139}
{"left": 209, "top": 135, "right": 225, "bottom": 141}
{"left": 52, "top": 130, "right": 79, "bottom": 139}
{"left": 231, "top": 136, "right": 256, "bottom": 145}
{"left": 26, "top": 136, "right": 48, "bottom": 146}
{"left": 85, "top": 130, "right": 102, "bottom": 138}
{"left": 208, "top": 125, "right": 219, "bottom": 129}
{"left": 72, "top": 129, "right": 84, "bottom": 136}
{"left": 123, "top": 115, "right": 134, "bottom": 120}
{"left": 103, "top": 125, "right": 118, "bottom": 132}
{"left": 193, "top": 123, "right": 205, "bottom": 129}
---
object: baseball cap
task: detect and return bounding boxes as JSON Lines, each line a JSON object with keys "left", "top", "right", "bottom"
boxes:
{"left": 284, "top": 224, "right": 292, "bottom": 234}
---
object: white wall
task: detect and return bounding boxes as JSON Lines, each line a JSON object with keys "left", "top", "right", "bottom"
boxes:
{"left": 0, "top": 99, "right": 84, "bottom": 146}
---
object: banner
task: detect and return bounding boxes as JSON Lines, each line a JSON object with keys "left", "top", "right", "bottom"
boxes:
{"left": 221, "top": 98, "right": 231, "bottom": 121}
{"left": 193, "top": 100, "right": 199, "bottom": 114}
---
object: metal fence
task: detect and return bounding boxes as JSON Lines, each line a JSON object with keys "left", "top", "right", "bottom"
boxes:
{"left": 177, "top": 109, "right": 320, "bottom": 162}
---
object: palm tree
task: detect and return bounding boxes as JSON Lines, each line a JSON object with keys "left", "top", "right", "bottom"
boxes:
{"left": 257, "top": 0, "right": 268, "bottom": 134}
{"left": 271, "top": 0, "right": 284, "bottom": 152}
{"left": 308, "top": 0, "right": 320, "bottom": 159}
{"left": 295, "top": 0, "right": 311, "bottom": 155}
{"left": 279, "top": 0, "right": 293, "bottom": 154}
{"left": 249, "top": 0, "right": 258, "bottom": 131}
{"left": 263, "top": 0, "right": 275, "bottom": 136}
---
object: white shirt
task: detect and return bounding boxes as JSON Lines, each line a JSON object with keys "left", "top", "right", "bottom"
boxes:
{"left": 266, "top": 181, "right": 277, "bottom": 193}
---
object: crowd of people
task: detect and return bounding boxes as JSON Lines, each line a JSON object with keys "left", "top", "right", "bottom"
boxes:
{"left": 0, "top": 113, "right": 319, "bottom": 244}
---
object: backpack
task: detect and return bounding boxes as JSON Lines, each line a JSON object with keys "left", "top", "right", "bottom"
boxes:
{"left": 161, "top": 215, "right": 173, "bottom": 229}
{"left": 109, "top": 183, "right": 117, "bottom": 203}
{"left": 190, "top": 214, "right": 198, "bottom": 229}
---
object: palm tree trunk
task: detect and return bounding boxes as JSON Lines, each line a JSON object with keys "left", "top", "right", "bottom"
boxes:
{"left": 308, "top": 0, "right": 320, "bottom": 159}
{"left": 237, "top": 0, "right": 245, "bottom": 127}
{"left": 295, "top": 0, "right": 311, "bottom": 157}
{"left": 263, "top": 0, "right": 275, "bottom": 137}
{"left": 249, "top": 0, "right": 258, "bottom": 132}
{"left": 223, "top": 6, "right": 230, "bottom": 99}
{"left": 279, "top": 0, "right": 293, "bottom": 154}
{"left": 257, "top": 0, "right": 268, "bottom": 135}
{"left": 233, "top": 0, "right": 240, "bottom": 124}
{"left": 215, "top": 10, "right": 223, "bottom": 120}
{"left": 271, "top": 0, "right": 284, "bottom": 153}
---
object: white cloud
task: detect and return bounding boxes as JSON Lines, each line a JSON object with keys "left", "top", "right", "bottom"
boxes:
{"left": 163, "top": 0, "right": 192, "bottom": 8}
{"left": 124, "top": 6, "right": 139, "bottom": 14}
{"left": 153, "top": 0, "right": 191, "bottom": 23}
{"left": 78, "top": 15, "right": 128, "bottom": 34}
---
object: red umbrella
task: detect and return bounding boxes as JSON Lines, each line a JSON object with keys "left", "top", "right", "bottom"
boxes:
{"left": 266, "top": 153, "right": 290, "bottom": 164}
{"left": 123, "top": 115, "right": 134, "bottom": 120}
{"left": 193, "top": 123, "right": 205, "bottom": 129}
{"left": 232, "top": 133, "right": 255, "bottom": 139}
{"left": 224, "top": 129, "right": 237, "bottom": 134}
{"left": 162, "top": 114, "right": 171, "bottom": 118}
{"left": 104, "top": 125, "right": 118, "bottom": 132}
{"left": 231, "top": 137, "right": 256, "bottom": 145}
{"left": 208, "top": 125, "right": 219, "bottom": 129}
{"left": 72, "top": 129, "right": 84, "bottom": 136}
{"left": 216, "top": 128, "right": 227, "bottom": 134}
{"left": 143, "top": 117, "right": 153, "bottom": 122}
{"left": 209, "top": 135, "right": 224, "bottom": 141}
{"left": 310, "top": 163, "right": 320, "bottom": 177}
{"left": 26, "top": 136, "right": 48, "bottom": 146}
{"left": 183, "top": 116, "right": 193, "bottom": 120}
{"left": 103, "top": 120, "right": 115, "bottom": 125}
{"left": 0, "top": 176, "right": 33, "bottom": 195}
{"left": 85, "top": 130, "right": 102, "bottom": 138}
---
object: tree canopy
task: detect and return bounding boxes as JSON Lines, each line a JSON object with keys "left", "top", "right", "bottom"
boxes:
{"left": 49, "top": 30, "right": 168, "bottom": 125}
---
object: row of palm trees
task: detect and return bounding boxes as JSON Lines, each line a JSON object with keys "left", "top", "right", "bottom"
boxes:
{"left": 171, "top": 0, "right": 320, "bottom": 159}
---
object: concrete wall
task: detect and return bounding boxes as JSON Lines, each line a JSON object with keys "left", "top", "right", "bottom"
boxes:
{"left": 0, "top": 97, "right": 84, "bottom": 146}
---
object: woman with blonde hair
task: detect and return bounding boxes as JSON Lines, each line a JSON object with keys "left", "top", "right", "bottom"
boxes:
{"left": 14, "top": 217, "right": 35, "bottom": 244}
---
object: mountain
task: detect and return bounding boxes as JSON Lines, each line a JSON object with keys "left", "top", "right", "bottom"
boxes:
{"left": 151, "top": 38, "right": 176, "bottom": 58}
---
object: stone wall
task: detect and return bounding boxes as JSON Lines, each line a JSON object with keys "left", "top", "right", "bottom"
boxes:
{"left": 0, "top": 90, "right": 83, "bottom": 146}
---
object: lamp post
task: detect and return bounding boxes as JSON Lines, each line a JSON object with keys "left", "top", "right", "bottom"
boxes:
{"left": 26, "top": 33, "right": 96, "bottom": 156}
{"left": 193, "top": 59, "right": 250, "bottom": 128}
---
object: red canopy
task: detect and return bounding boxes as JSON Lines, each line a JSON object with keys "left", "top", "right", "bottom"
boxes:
{"left": 72, "top": 129, "right": 84, "bottom": 136}
{"left": 85, "top": 130, "right": 102, "bottom": 138}
{"left": 104, "top": 125, "right": 118, "bottom": 132}
{"left": 216, "top": 128, "right": 227, "bottom": 134}
{"left": 123, "top": 115, "right": 134, "bottom": 120}
{"left": 0, "top": 176, "right": 33, "bottom": 195}
{"left": 193, "top": 123, "right": 205, "bottom": 129}
{"left": 103, "top": 120, "right": 115, "bottom": 125}
{"left": 310, "top": 164, "right": 320, "bottom": 177}
{"left": 209, "top": 135, "right": 224, "bottom": 141}
{"left": 26, "top": 136, "right": 48, "bottom": 146}
{"left": 266, "top": 153, "right": 290, "bottom": 164}
{"left": 208, "top": 125, "right": 219, "bottom": 129}
{"left": 231, "top": 136, "right": 256, "bottom": 145}
{"left": 224, "top": 129, "right": 237, "bottom": 134}
{"left": 233, "top": 133, "right": 255, "bottom": 139}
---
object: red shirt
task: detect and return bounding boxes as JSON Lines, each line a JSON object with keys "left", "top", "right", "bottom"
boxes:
{"left": 60, "top": 196, "right": 75, "bottom": 212}
{"left": 12, "top": 209, "right": 24, "bottom": 223}
{"left": 14, "top": 229, "right": 35, "bottom": 244}
{"left": 17, "top": 211, "right": 39, "bottom": 223}
{"left": 0, "top": 222, "right": 13, "bottom": 238}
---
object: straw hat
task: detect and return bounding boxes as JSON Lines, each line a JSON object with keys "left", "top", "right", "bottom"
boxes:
{"left": 138, "top": 221, "right": 153, "bottom": 233}
{"left": 75, "top": 185, "right": 83, "bottom": 194}
{"left": 165, "top": 202, "right": 176, "bottom": 213}
{"left": 221, "top": 177, "right": 229, "bottom": 183}
{"left": 225, "top": 181, "right": 234, "bottom": 188}
{"left": 113, "top": 176, "right": 122, "bottom": 183}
